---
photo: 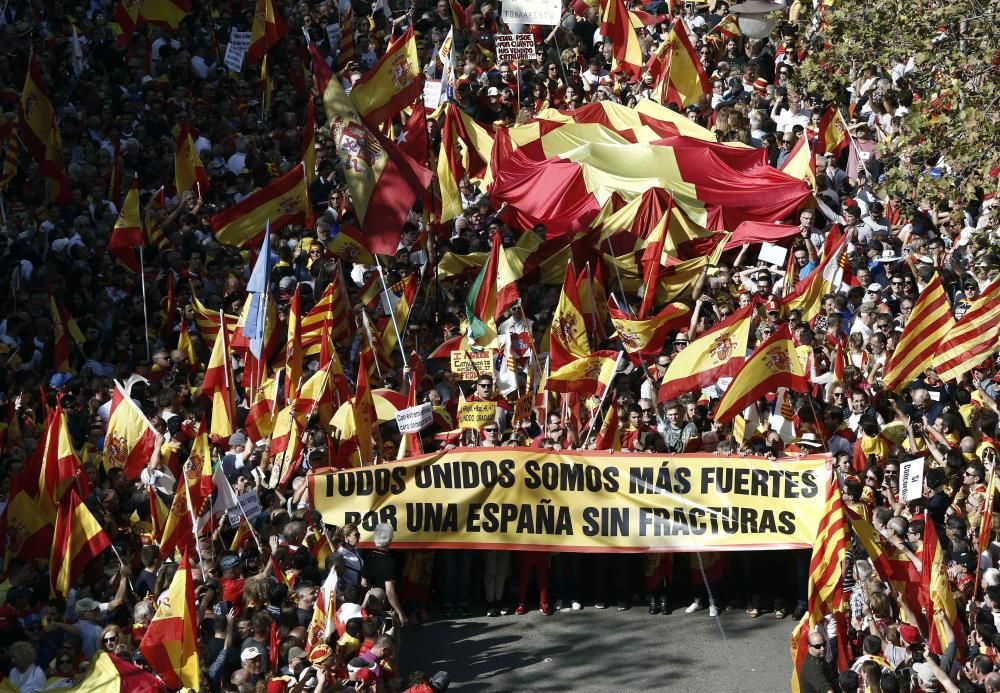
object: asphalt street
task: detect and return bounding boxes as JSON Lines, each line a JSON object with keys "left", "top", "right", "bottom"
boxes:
{"left": 399, "top": 603, "right": 794, "bottom": 692}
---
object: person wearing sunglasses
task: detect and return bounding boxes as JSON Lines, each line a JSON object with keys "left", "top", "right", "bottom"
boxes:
{"left": 954, "top": 274, "right": 980, "bottom": 320}
{"left": 798, "top": 631, "right": 837, "bottom": 693}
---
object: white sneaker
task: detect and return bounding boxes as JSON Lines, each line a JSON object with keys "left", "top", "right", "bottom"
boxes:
{"left": 708, "top": 605, "right": 719, "bottom": 618}
{"left": 571, "top": 601, "right": 582, "bottom": 611}
{"left": 554, "top": 599, "right": 564, "bottom": 611}
{"left": 685, "top": 599, "right": 703, "bottom": 614}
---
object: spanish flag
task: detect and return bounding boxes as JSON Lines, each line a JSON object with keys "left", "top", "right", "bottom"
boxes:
{"left": 158, "top": 424, "right": 212, "bottom": 559}
{"left": 114, "top": 0, "right": 190, "bottom": 47}
{"left": 600, "top": 0, "right": 643, "bottom": 79}
{"left": 268, "top": 404, "right": 304, "bottom": 486}
{"left": 436, "top": 103, "right": 495, "bottom": 222}
{"left": 285, "top": 285, "right": 303, "bottom": 400}
{"left": 350, "top": 26, "right": 423, "bottom": 127}
{"left": 50, "top": 295, "right": 72, "bottom": 373}
{"left": 921, "top": 518, "right": 962, "bottom": 654}
{"left": 658, "top": 302, "right": 754, "bottom": 402}
{"left": 348, "top": 349, "right": 377, "bottom": 466}
{"left": 609, "top": 299, "right": 690, "bottom": 356}
{"left": 595, "top": 403, "right": 621, "bottom": 451}
{"left": 18, "top": 52, "right": 70, "bottom": 204}
{"left": 104, "top": 378, "right": 159, "bottom": 480}
{"left": 817, "top": 107, "right": 848, "bottom": 156}
{"left": 191, "top": 286, "right": 238, "bottom": 350}
{"left": 174, "top": 122, "right": 208, "bottom": 196}
{"left": 50, "top": 487, "right": 111, "bottom": 597}
{"left": 246, "top": 0, "right": 288, "bottom": 65}
{"left": 309, "top": 44, "right": 432, "bottom": 255}
{"left": 713, "top": 326, "right": 807, "bottom": 424}
{"left": 464, "top": 232, "right": 519, "bottom": 349}
{"left": 108, "top": 177, "right": 143, "bottom": 273}
{"left": 202, "top": 320, "right": 236, "bottom": 438}
{"left": 647, "top": 22, "right": 710, "bottom": 108}
{"left": 934, "top": 276, "right": 1000, "bottom": 382}
{"left": 209, "top": 163, "right": 312, "bottom": 248}
{"left": 549, "top": 263, "right": 591, "bottom": 371}
{"left": 140, "top": 550, "right": 200, "bottom": 689}
{"left": 177, "top": 321, "right": 199, "bottom": 370}
{"left": 547, "top": 351, "right": 620, "bottom": 397}
{"left": 148, "top": 487, "right": 170, "bottom": 540}
{"left": 883, "top": 273, "right": 955, "bottom": 392}
{"left": 779, "top": 134, "right": 816, "bottom": 189}
{"left": 782, "top": 228, "right": 850, "bottom": 323}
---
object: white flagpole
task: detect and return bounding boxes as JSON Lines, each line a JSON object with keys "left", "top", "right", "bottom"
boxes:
{"left": 139, "top": 243, "right": 150, "bottom": 361}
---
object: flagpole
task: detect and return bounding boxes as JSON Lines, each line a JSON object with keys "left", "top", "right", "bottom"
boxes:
{"left": 139, "top": 243, "right": 150, "bottom": 362}
{"left": 183, "top": 477, "right": 207, "bottom": 568}
{"left": 836, "top": 109, "right": 871, "bottom": 180}
{"left": 373, "top": 253, "right": 409, "bottom": 367}
{"left": 605, "top": 238, "right": 633, "bottom": 316}
{"left": 256, "top": 223, "right": 272, "bottom": 399}
{"left": 974, "top": 466, "right": 996, "bottom": 602}
{"left": 581, "top": 351, "right": 624, "bottom": 448}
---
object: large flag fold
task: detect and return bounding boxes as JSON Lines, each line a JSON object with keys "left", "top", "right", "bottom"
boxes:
{"left": 210, "top": 164, "right": 312, "bottom": 248}
{"left": 713, "top": 326, "right": 807, "bottom": 424}
{"left": 883, "top": 274, "right": 955, "bottom": 392}
{"left": 50, "top": 487, "right": 111, "bottom": 597}
{"left": 140, "top": 550, "right": 200, "bottom": 689}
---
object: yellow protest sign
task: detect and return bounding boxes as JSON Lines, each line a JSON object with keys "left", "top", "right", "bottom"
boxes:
{"left": 309, "top": 449, "right": 832, "bottom": 552}
{"left": 450, "top": 350, "right": 496, "bottom": 380}
{"left": 458, "top": 400, "right": 497, "bottom": 429}
{"left": 513, "top": 394, "right": 532, "bottom": 423}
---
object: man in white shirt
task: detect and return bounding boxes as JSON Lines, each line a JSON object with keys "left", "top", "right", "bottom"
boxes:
{"left": 850, "top": 301, "right": 878, "bottom": 341}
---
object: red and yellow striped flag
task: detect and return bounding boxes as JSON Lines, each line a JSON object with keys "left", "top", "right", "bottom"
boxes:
{"left": 714, "top": 326, "right": 807, "bottom": 424}
{"left": 174, "top": 122, "right": 208, "bottom": 196}
{"left": 883, "top": 273, "right": 955, "bottom": 392}
{"left": 49, "top": 295, "right": 72, "bottom": 373}
{"left": 302, "top": 267, "right": 353, "bottom": 352}
{"left": 335, "top": 5, "right": 356, "bottom": 71}
{"left": 158, "top": 423, "right": 212, "bottom": 558}
{"left": 202, "top": 321, "right": 236, "bottom": 438}
{"left": 817, "top": 107, "right": 848, "bottom": 156}
{"left": 245, "top": 376, "right": 279, "bottom": 444}
{"left": 190, "top": 287, "right": 238, "bottom": 350}
{"left": 104, "top": 379, "right": 159, "bottom": 480}
{"left": 140, "top": 550, "right": 200, "bottom": 689}
{"left": 349, "top": 26, "right": 423, "bottom": 127}
{"left": 19, "top": 53, "right": 70, "bottom": 203}
{"left": 285, "top": 285, "right": 303, "bottom": 400}
{"left": 549, "top": 263, "right": 591, "bottom": 371}
{"left": 50, "top": 487, "right": 111, "bottom": 597}
{"left": 247, "top": 0, "right": 288, "bottom": 65}
{"left": 933, "top": 276, "right": 1000, "bottom": 382}
{"left": 647, "top": 22, "right": 710, "bottom": 108}
{"left": 921, "top": 518, "right": 962, "bottom": 654}
{"left": 108, "top": 177, "right": 142, "bottom": 273}
{"left": 209, "top": 164, "right": 312, "bottom": 248}
{"left": 547, "top": 351, "right": 620, "bottom": 397}
{"left": 609, "top": 300, "right": 690, "bottom": 356}
{"left": 600, "top": 0, "right": 643, "bottom": 79}
{"left": 114, "top": 0, "right": 190, "bottom": 47}
{"left": 303, "top": 97, "right": 317, "bottom": 185}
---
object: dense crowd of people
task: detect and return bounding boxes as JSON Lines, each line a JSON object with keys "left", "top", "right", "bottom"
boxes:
{"left": 0, "top": 0, "right": 997, "bottom": 691}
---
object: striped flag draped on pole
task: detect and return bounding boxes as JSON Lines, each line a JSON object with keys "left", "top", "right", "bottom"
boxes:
{"left": 933, "top": 276, "right": 1000, "bottom": 382}
{"left": 882, "top": 274, "right": 955, "bottom": 391}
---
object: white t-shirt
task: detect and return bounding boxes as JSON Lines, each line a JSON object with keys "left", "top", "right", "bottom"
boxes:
{"left": 8, "top": 665, "right": 47, "bottom": 693}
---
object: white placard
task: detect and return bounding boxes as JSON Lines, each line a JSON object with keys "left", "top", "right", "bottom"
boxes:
{"left": 501, "top": 0, "right": 561, "bottom": 26}
{"left": 495, "top": 33, "right": 536, "bottom": 63}
{"left": 227, "top": 489, "right": 262, "bottom": 525}
{"left": 423, "top": 80, "right": 443, "bottom": 108}
{"left": 758, "top": 241, "right": 787, "bottom": 268}
{"left": 899, "top": 457, "right": 925, "bottom": 502}
{"left": 325, "top": 23, "right": 341, "bottom": 49}
{"left": 224, "top": 29, "right": 253, "bottom": 73}
{"left": 395, "top": 403, "right": 433, "bottom": 434}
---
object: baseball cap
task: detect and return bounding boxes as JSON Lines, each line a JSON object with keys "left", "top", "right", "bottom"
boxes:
{"left": 229, "top": 432, "right": 248, "bottom": 447}
{"left": 74, "top": 598, "right": 99, "bottom": 614}
{"left": 287, "top": 647, "right": 306, "bottom": 662}
{"left": 859, "top": 302, "right": 878, "bottom": 314}
{"left": 241, "top": 646, "right": 264, "bottom": 662}
{"left": 219, "top": 554, "right": 241, "bottom": 571}
{"left": 897, "top": 623, "right": 921, "bottom": 645}
{"left": 487, "top": 87, "right": 499, "bottom": 96}
{"left": 866, "top": 283, "right": 883, "bottom": 293}
{"left": 953, "top": 548, "right": 978, "bottom": 573}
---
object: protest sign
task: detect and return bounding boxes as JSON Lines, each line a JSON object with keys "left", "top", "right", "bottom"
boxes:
{"left": 310, "top": 449, "right": 831, "bottom": 552}
{"left": 501, "top": 0, "right": 561, "bottom": 27}
{"left": 450, "top": 350, "right": 496, "bottom": 380}
{"left": 513, "top": 394, "right": 532, "bottom": 423}
{"left": 495, "top": 34, "right": 536, "bottom": 63}
{"left": 224, "top": 29, "right": 253, "bottom": 73}
{"left": 458, "top": 401, "right": 497, "bottom": 429}
{"left": 423, "top": 79, "right": 443, "bottom": 109}
{"left": 325, "top": 23, "right": 341, "bottom": 49}
{"left": 396, "top": 403, "right": 433, "bottom": 434}
{"left": 227, "top": 490, "right": 262, "bottom": 525}
{"left": 899, "top": 457, "right": 925, "bottom": 502}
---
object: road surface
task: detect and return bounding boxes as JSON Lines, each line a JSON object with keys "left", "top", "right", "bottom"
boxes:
{"left": 400, "top": 604, "right": 794, "bottom": 691}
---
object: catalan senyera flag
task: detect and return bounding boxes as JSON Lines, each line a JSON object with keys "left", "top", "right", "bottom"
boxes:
{"left": 310, "top": 45, "right": 432, "bottom": 255}
{"left": 140, "top": 550, "right": 200, "bottom": 689}
{"left": 50, "top": 487, "right": 111, "bottom": 597}
{"left": 285, "top": 285, "right": 303, "bottom": 400}
{"left": 934, "top": 276, "right": 1000, "bottom": 382}
{"left": 921, "top": 517, "right": 962, "bottom": 654}
{"left": 817, "top": 107, "right": 848, "bottom": 156}
{"left": 658, "top": 302, "right": 754, "bottom": 402}
{"left": 647, "top": 22, "right": 710, "bottom": 109}
{"left": 600, "top": 0, "right": 643, "bottom": 79}
{"left": 109, "top": 177, "right": 143, "bottom": 273}
{"left": 381, "top": 273, "right": 420, "bottom": 360}
{"left": 104, "top": 379, "right": 159, "bottom": 480}
{"left": 246, "top": 0, "right": 288, "bottom": 65}
{"left": 349, "top": 26, "right": 423, "bottom": 127}
{"left": 114, "top": 0, "right": 191, "bottom": 47}
{"left": 210, "top": 163, "right": 312, "bottom": 248}
{"left": 202, "top": 320, "right": 236, "bottom": 438}
{"left": 335, "top": 5, "right": 355, "bottom": 71}
{"left": 714, "top": 326, "right": 807, "bottom": 424}
{"left": 779, "top": 135, "right": 816, "bottom": 189}
{"left": 174, "top": 122, "right": 208, "bottom": 196}
{"left": 549, "top": 263, "right": 592, "bottom": 371}
{"left": 190, "top": 287, "right": 238, "bottom": 349}
{"left": 245, "top": 376, "right": 279, "bottom": 443}
{"left": 303, "top": 98, "right": 317, "bottom": 184}
{"left": 609, "top": 300, "right": 690, "bottom": 355}
{"left": 883, "top": 274, "right": 955, "bottom": 392}
{"left": 547, "top": 351, "right": 620, "bottom": 397}
{"left": 302, "top": 267, "right": 353, "bottom": 352}
{"left": 145, "top": 187, "right": 170, "bottom": 250}
{"left": 790, "top": 474, "right": 848, "bottom": 693}
{"left": 782, "top": 227, "right": 849, "bottom": 323}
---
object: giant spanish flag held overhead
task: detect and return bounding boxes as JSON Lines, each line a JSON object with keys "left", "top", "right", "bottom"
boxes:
{"left": 50, "top": 487, "right": 111, "bottom": 597}
{"left": 882, "top": 274, "right": 955, "bottom": 392}
{"left": 210, "top": 164, "right": 312, "bottom": 248}
{"left": 202, "top": 320, "right": 236, "bottom": 438}
{"left": 713, "top": 325, "right": 808, "bottom": 424}
{"left": 246, "top": 0, "right": 288, "bottom": 64}
{"left": 310, "top": 44, "right": 432, "bottom": 255}
{"left": 140, "top": 550, "right": 200, "bottom": 689}
{"left": 349, "top": 26, "right": 423, "bottom": 128}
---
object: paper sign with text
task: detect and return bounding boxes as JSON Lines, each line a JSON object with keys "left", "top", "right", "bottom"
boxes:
{"left": 396, "top": 403, "right": 434, "bottom": 434}
{"left": 495, "top": 34, "right": 536, "bottom": 63}
{"left": 227, "top": 490, "right": 262, "bottom": 525}
{"left": 224, "top": 29, "right": 252, "bottom": 73}
{"left": 899, "top": 457, "right": 925, "bottom": 502}
{"left": 458, "top": 401, "right": 498, "bottom": 429}
{"left": 423, "top": 79, "right": 443, "bottom": 109}
{"left": 450, "top": 350, "right": 496, "bottom": 380}
{"left": 501, "top": 0, "right": 561, "bottom": 27}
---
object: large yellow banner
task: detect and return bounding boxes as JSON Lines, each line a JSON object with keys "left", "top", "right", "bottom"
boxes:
{"left": 309, "top": 449, "right": 832, "bottom": 552}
